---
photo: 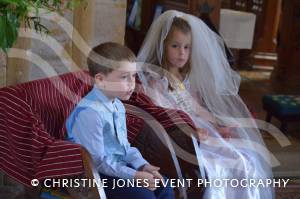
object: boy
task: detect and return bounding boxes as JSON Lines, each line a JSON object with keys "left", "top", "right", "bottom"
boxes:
{"left": 66, "top": 42, "right": 174, "bottom": 199}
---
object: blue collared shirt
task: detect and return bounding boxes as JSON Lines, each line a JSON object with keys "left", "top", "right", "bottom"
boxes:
{"left": 66, "top": 85, "right": 148, "bottom": 179}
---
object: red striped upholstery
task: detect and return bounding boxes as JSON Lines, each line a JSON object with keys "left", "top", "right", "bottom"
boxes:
{"left": 0, "top": 70, "right": 195, "bottom": 187}
{"left": 0, "top": 71, "right": 91, "bottom": 186}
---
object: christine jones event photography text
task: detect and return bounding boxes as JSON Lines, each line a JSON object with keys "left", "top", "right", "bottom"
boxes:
{"left": 31, "top": 178, "right": 290, "bottom": 189}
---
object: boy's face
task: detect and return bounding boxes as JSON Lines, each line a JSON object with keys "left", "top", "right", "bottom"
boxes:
{"left": 95, "top": 61, "right": 137, "bottom": 100}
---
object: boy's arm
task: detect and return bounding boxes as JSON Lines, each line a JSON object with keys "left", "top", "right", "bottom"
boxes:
{"left": 123, "top": 146, "right": 149, "bottom": 170}
{"left": 72, "top": 108, "right": 137, "bottom": 179}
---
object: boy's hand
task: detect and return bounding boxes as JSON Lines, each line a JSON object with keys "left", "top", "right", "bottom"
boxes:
{"left": 141, "top": 164, "right": 164, "bottom": 183}
{"left": 195, "top": 128, "right": 208, "bottom": 141}
{"left": 134, "top": 171, "right": 156, "bottom": 191}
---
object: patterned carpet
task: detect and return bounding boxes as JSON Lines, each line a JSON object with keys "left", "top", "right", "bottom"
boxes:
{"left": 276, "top": 180, "right": 300, "bottom": 198}
{"left": 239, "top": 70, "right": 271, "bottom": 82}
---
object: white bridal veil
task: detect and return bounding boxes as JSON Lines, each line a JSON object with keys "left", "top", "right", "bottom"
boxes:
{"left": 137, "top": 10, "right": 275, "bottom": 198}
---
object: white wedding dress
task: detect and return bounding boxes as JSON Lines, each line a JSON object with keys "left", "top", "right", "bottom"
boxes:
{"left": 137, "top": 10, "right": 275, "bottom": 199}
{"left": 142, "top": 73, "right": 274, "bottom": 199}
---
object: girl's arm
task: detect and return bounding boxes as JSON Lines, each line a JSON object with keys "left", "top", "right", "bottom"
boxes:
{"left": 190, "top": 89, "right": 217, "bottom": 124}
{"left": 190, "top": 90, "right": 234, "bottom": 139}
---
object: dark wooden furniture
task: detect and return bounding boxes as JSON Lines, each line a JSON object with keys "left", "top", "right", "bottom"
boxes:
{"left": 222, "top": 0, "right": 281, "bottom": 68}
{"left": 272, "top": 0, "right": 300, "bottom": 93}
{"left": 262, "top": 95, "right": 300, "bottom": 132}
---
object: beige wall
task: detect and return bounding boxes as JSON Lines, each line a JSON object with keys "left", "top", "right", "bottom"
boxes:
{"left": 93, "top": 0, "right": 127, "bottom": 46}
{"left": 5, "top": 0, "right": 127, "bottom": 85}
{"left": 73, "top": 0, "right": 127, "bottom": 70}
{"left": 6, "top": 36, "right": 31, "bottom": 85}
{"left": 0, "top": 52, "right": 6, "bottom": 87}
{"left": 27, "top": 10, "right": 75, "bottom": 81}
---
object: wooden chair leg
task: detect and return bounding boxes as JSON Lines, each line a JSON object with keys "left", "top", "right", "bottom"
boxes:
{"left": 266, "top": 112, "right": 272, "bottom": 122}
{"left": 280, "top": 122, "right": 288, "bottom": 133}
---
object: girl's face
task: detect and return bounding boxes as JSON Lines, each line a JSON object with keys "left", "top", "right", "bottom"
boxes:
{"left": 164, "top": 29, "right": 191, "bottom": 70}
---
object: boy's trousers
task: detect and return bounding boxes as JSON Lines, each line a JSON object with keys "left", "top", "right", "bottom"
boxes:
{"left": 100, "top": 174, "right": 175, "bottom": 199}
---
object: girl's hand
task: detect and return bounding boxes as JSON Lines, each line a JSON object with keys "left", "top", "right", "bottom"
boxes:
{"left": 195, "top": 128, "right": 208, "bottom": 141}
{"left": 217, "top": 126, "right": 236, "bottom": 139}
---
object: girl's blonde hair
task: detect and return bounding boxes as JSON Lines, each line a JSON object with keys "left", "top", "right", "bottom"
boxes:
{"left": 162, "top": 17, "right": 192, "bottom": 82}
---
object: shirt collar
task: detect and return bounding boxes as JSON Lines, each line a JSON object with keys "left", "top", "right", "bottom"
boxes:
{"left": 92, "top": 85, "right": 117, "bottom": 112}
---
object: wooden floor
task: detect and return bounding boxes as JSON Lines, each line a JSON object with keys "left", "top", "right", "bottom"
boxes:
{"left": 239, "top": 68, "right": 300, "bottom": 198}
{"left": 239, "top": 68, "right": 300, "bottom": 134}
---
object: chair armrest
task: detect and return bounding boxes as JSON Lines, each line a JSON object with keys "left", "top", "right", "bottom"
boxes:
{"left": 133, "top": 122, "right": 199, "bottom": 179}
{"left": 132, "top": 115, "right": 204, "bottom": 197}
{"left": 80, "top": 147, "right": 106, "bottom": 199}
{"left": 125, "top": 104, "right": 200, "bottom": 178}
{"left": 125, "top": 92, "right": 196, "bottom": 131}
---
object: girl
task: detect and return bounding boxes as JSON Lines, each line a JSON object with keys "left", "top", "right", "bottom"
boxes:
{"left": 138, "top": 10, "right": 275, "bottom": 199}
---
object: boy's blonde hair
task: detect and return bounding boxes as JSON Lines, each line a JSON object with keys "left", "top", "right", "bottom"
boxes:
{"left": 162, "top": 17, "right": 192, "bottom": 79}
{"left": 87, "top": 42, "right": 136, "bottom": 77}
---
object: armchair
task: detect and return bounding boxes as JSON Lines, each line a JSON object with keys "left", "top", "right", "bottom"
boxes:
{"left": 0, "top": 71, "right": 201, "bottom": 198}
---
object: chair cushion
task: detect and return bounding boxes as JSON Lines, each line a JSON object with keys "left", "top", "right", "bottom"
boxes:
{"left": 263, "top": 95, "right": 300, "bottom": 116}
{"left": 21, "top": 71, "right": 92, "bottom": 140}
{"left": 0, "top": 79, "right": 84, "bottom": 186}
{"left": 0, "top": 70, "right": 196, "bottom": 187}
